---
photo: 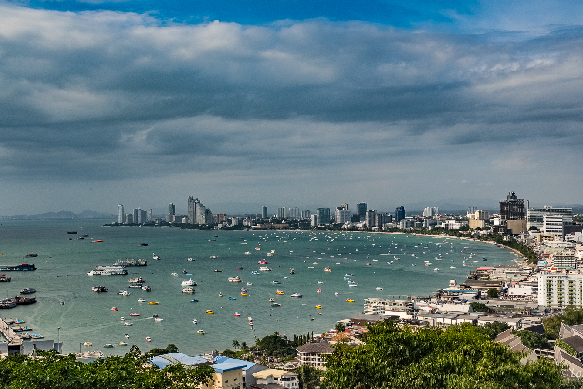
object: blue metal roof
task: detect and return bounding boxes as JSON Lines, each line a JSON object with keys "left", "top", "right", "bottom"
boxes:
{"left": 213, "top": 356, "right": 256, "bottom": 370}
{"left": 212, "top": 362, "right": 248, "bottom": 373}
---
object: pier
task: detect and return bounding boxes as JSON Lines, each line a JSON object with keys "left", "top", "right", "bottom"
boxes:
{"left": 0, "top": 318, "right": 23, "bottom": 346}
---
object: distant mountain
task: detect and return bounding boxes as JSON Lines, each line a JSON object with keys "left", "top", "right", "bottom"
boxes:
{"left": 1, "top": 210, "right": 115, "bottom": 220}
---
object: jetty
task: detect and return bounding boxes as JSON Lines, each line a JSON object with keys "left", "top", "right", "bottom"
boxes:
{"left": 0, "top": 318, "right": 23, "bottom": 346}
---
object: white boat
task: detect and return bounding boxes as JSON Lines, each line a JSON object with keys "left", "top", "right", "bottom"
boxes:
{"left": 152, "top": 253, "right": 160, "bottom": 260}
{"left": 117, "top": 290, "right": 130, "bottom": 296}
{"left": 290, "top": 293, "right": 303, "bottom": 298}
{"left": 146, "top": 337, "right": 152, "bottom": 342}
{"left": 181, "top": 278, "right": 196, "bottom": 286}
{"left": 124, "top": 322, "right": 132, "bottom": 326}
{"left": 182, "top": 287, "right": 195, "bottom": 294}
{"left": 318, "top": 281, "right": 325, "bottom": 284}
{"left": 138, "top": 298, "right": 146, "bottom": 302}
{"left": 187, "top": 258, "right": 195, "bottom": 261}
{"left": 247, "top": 282, "right": 253, "bottom": 286}
{"left": 376, "top": 287, "right": 383, "bottom": 290}
{"left": 154, "top": 317, "right": 163, "bottom": 322}
{"left": 259, "top": 267, "right": 271, "bottom": 271}
{"left": 192, "top": 319, "right": 197, "bottom": 324}
{"left": 228, "top": 276, "right": 242, "bottom": 282}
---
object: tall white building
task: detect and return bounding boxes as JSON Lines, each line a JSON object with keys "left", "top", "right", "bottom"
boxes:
{"left": 117, "top": 204, "right": 124, "bottom": 224}
{"left": 544, "top": 214, "right": 568, "bottom": 237}
{"left": 527, "top": 206, "right": 572, "bottom": 231}
{"left": 335, "top": 208, "right": 351, "bottom": 224}
{"left": 423, "top": 207, "right": 438, "bottom": 217}
{"left": 538, "top": 272, "right": 583, "bottom": 308}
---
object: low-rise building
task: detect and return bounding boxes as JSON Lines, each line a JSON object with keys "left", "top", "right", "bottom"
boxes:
{"left": 296, "top": 340, "right": 333, "bottom": 370}
{"left": 251, "top": 369, "right": 299, "bottom": 389}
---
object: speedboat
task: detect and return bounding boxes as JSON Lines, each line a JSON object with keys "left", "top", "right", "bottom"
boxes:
{"left": 111, "top": 307, "right": 118, "bottom": 311}
{"left": 318, "top": 281, "right": 324, "bottom": 284}
{"left": 152, "top": 253, "right": 160, "bottom": 260}
{"left": 138, "top": 298, "right": 146, "bottom": 302}
{"left": 206, "top": 310, "right": 214, "bottom": 314}
{"left": 191, "top": 298, "right": 198, "bottom": 302}
{"left": 290, "top": 293, "right": 302, "bottom": 298}
{"left": 154, "top": 317, "right": 163, "bottom": 322}
{"left": 315, "top": 305, "right": 322, "bottom": 309}
{"left": 197, "top": 330, "right": 205, "bottom": 334}
{"left": 148, "top": 301, "right": 159, "bottom": 305}
{"left": 83, "top": 342, "right": 92, "bottom": 347}
{"left": 124, "top": 322, "right": 133, "bottom": 326}
{"left": 119, "top": 341, "right": 128, "bottom": 346}
{"left": 271, "top": 280, "right": 281, "bottom": 284}
{"left": 104, "top": 344, "right": 114, "bottom": 348}
{"left": 229, "top": 297, "right": 236, "bottom": 300}
{"left": 346, "top": 299, "right": 355, "bottom": 302}
{"left": 146, "top": 337, "right": 152, "bottom": 342}
{"left": 129, "top": 313, "right": 140, "bottom": 316}
{"left": 376, "top": 287, "right": 383, "bottom": 290}
{"left": 219, "top": 292, "right": 223, "bottom": 297}
{"left": 234, "top": 312, "right": 240, "bottom": 316}
{"left": 247, "top": 282, "right": 253, "bottom": 286}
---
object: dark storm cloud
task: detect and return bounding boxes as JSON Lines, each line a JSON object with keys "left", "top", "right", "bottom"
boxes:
{"left": 0, "top": 3, "right": 582, "bottom": 210}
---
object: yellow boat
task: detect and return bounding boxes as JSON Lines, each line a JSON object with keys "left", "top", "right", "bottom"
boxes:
{"left": 241, "top": 293, "right": 247, "bottom": 296}
{"left": 148, "top": 302, "right": 159, "bottom": 305}
{"left": 206, "top": 310, "right": 214, "bottom": 314}
{"left": 315, "top": 305, "right": 322, "bottom": 309}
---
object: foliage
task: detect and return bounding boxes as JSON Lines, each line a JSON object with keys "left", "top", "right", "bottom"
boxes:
{"left": 295, "top": 364, "right": 322, "bottom": 389}
{"left": 514, "top": 330, "right": 551, "bottom": 350}
{"left": 220, "top": 349, "right": 237, "bottom": 358}
{"left": 560, "top": 377, "right": 583, "bottom": 388}
{"left": 0, "top": 347, "right": 214, "bottom": 389}
{"left": 335, "top": 323, "right": 345, "bottom": 333}
{"left": 556, "top": 339, "right": 578, "bottom": 356}
{"left": 470, "top": 302, "right": 491, "bottom": 312}
{"left": 474, "top": 321, "right": 510, "bottom": 340}
{"left": 256, "top": 332, "right": 293, "bottom": 357}
{"left": 543, "top": 307, "right": 583, "bottom": 340}
{"left": 144, "top": 343, "right": 179, "bottom": 358}
{"left": 322, "top": 321, "right": 563, "bottom": 389}
{"left": 487, "top": 288, "right": 499, "bottom": 298}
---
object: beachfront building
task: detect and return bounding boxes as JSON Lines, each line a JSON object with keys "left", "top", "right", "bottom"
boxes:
{"left": 395, "top": 206, "right": 405, "bottom": 222}
{"left": 527, "top": 206, "right": 573, "bottom": 231}
{"left": 357, "top": 202, "right": 367, "bottom": 221}
{"left": 538, "top": 272, "right": 583, "bottom": 308}
{"left": 117, "top": 204, "right": 124, "bottom": 223}
{"left": 188, "top": 197, "right": 213, "bottom": 225}
{"left": 296, "top": 340, "right": 333, "bottom": 370}
{"left": 251, "top": 369, "right": 299, "bottom": 389}
{"left": 213, "top": 356, "right": 268, "bottom": 388}
{"left": 335, "top": 207, "right": 352, "bottom": 224}
{"left": 317, "top": 208, "right": 330, "bottom": 226}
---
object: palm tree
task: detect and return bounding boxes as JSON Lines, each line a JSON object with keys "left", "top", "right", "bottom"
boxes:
{"left": 232, "top": 340, "right": 240, "bottom": 350}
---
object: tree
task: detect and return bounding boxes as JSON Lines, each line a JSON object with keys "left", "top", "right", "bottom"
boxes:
{"left": 475, "top": 321, "right": 510, "bottom": 340}
{"left": 470, "top": 302, "right": 491, "bottom": 312}
{"left": 232, "top": 339, "right": 240, "bottom": 350}
{"left": 322, "top": 321, "right": 563, "bottom": 389}
{"left": 514, "top": 330, "right": 550, "bottom": 350}
{"left": 335, "top": 323, "right": 345, "bottom": 333}
{"left": 487, "top": 288, "right": 499, "bottom": 298}
{"left": 255, "top": 332, "right": 291, "bottom": 357}
{"left": 296, "top": 364, "right": 321, "bottom": 389}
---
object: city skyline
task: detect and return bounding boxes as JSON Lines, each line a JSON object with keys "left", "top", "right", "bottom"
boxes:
{"left": 1, "top": 1, "right": 582, "bottom": 215}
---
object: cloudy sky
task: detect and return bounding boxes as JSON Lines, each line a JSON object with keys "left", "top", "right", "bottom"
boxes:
{"left": 0, "top": 0, "right": 582, "bottom": 216}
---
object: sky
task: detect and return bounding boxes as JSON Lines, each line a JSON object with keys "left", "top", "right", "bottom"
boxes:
{"left": 0, "top": 0, "right": 582, "bottom": 216}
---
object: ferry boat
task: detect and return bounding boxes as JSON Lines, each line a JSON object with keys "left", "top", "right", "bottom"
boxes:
{"left": 182, "top": 287, "right": 195, "bottom": 294}
{"left": 114, "top": 258, "right": 147, "bottom": 267}
{"left": 181, "top": 278, "right": 196, "bottom": 286}
{"left": 0, "top": 263, "right": 36, "bottom": 271}
{"left": 228, "top": 276, "right": 242, "bottom": 282}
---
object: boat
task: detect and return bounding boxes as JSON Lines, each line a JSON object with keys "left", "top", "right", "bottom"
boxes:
{"left": 104, "top": 344, "right": 114, "bottom": 348}
{"left": 182, "top": 287, "right": 195, "bottom": 294}
{"left": 92, "top": 240, "right": 104, "bottom": 243}
{"left": 228, "top": 276, "right": 242, "bottom": 282}
{"left": 271, "top": 280, "right": 281, "bottom": 284}
{"left": 146, "top": 337, "right": 152, "bottom": 342}
{"left": 214, "top": 269, "right": 222, "bottom": 272}
{"left": 120, "top": 317, "right": 125, "bottom": 321}
{"left": 315, "top": 305, "right": 322, "bottom": 309}
{"left": 0, "top": 263, "right": 36, "bottom": 271}
{"left": 318, "top": 281, "right": 324, "bottom": 284}
{"left": 152, "top": 253, "right": 160, "bottom": 260}
{"left": 171, "top": 272, "right": 178, "bottom": 277}
{"left": 154, "top": 317, "right": 163, "bottom": 322}
{"left": 111, "top": 307, "right": 118, "bottom": 311}
{"left": 187, "top": 258, "right": 194, "bottom": 261}
{"left": 138, "top": 243, "right": 148, "bottom": 246}
{"left": 119, "top": 342, "right": 128, "bottom": 346}
{"left": 192, "top": 319, "right": 197, "bottom": 324}
{"left": 31, "top": 334, "right": 44, "bottom": 339}
{"left": 197, "top": 330, "right": 205, "bottom": 334}
{"left": 250, "top": 271, "right": 260, "bottom": 275}
{"left": 83, "top": 342, "right": 92, "bottom": 347}
{"left": 324, "top": 267, "right": 332, "bottom": 272}
{"left": 67, "top": 231, "right": 77, "bottom": 234}
{"left": 272, "top": 303, "right": 281, "bottom": 307}
{"left": 234, "top": 312, "right": 241, "bottom": 316}
{"left": 290, "top": 293, "right": 302, "bottom": 298}
{"left": 259, "top": 267, "right": 271, "bottom": 271}
{"left": 258, "top": 260, "right": 268, "bottom": 265}
{"left": 346, "top": 299, "right": 355, "bottom": 302}
{"left": 209, "top": 255, "right": 218, "bottom": 259}
{"left": 219, "top": 292, "right": 223, "bottom": 297}
{"left": 92, "top": 286, "right": 108, "bottom": 292}
{"left": 138, "top": 298, "right": 146, "bottom": 302}
{"left": 181, "top": 278, "right": 196, "bottom": 286}
{"left": 206, "top": 310, "right": 214, "bottom": 314}
{"left": 129, "top": 313, "right": 140, "bottom": 316}
{"left": 142, "top": 285, "right": 151, "bottom": 292}
{"left": 113, "top": 258, "right": 148, "bottom": 267}
{"left": 241, "top": 292, "right": 247, "bottom": 296}
{"left": 276, "top": 290, "right": 284, "bottom": 295}
{"left": 0, "top": 274, "right": 11, "bottom": 282}
{"left": 229, "top": 297, "right": 236, "bottom": 300}
{"left": 246, "top": 282, "right": 253, "bottom": 286}
{"left": 26, "top": 253, "right": 37, "bottom": 257}
{"left": 237, "top": 267, "right": 244, "bottom": 270}
{"left": 20, "top": 288, "right": 36, "bottom": 294}
{"left": 290, "top": 269, "right": 295, "bottom": 274}
{"left": 148, "top": 301, "right": 159, "bottom": 305}
{"left": 128, "top": 283, "right": 143, "bottom": 288}
{"left": 125, "top": 334, "right": 130, "bottom": 339}
{"left": 349, "top": 284, "right": 358, "bottom": 287}
{"left": 317, "top": 288, "right": 321, "bottom": 293}
{"left": 117, "top": 290, "right": 130, "bottom": 296}
{"left": 14, "top": 296, "right": 36, "bottom": 305}
{"left": 124, "top": 322, "right": 132, "bottom": 326}
{"left": 129, "top": 277, "right": 144, "bottom": 283}
{"left": 269, "top": 298, "right": 274, "bottom": 302}
{"left": 191, "top": 298, "right": 198, "bottom": 302}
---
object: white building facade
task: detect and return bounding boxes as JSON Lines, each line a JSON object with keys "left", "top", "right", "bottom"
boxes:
{"left": 538, "top": 272, "right": 583, "bottom": 308}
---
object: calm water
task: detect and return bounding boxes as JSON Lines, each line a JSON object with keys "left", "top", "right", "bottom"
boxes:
{"left": 0, "top": 219, "right": 520, "bottom": 355}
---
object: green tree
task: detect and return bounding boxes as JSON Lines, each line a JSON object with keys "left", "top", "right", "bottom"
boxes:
{"left": 470, "top": 302, "right": 491, "bottom": 312}
{"left": 514, "top": 330, "right": 551, "bottom": 350}
{"left": 487, "top": 288, "right": 499, "bottom": 298}
{"left": 232, "top": 339, "right": 240, "bottom": 350}
{"left": 322, "top": 321, "right": 562, "bottom": 389}
{"left": 255, "top": 332, "right": 291, "bottom": 357}
{"left": 335, "top": 322, "right": 345, "bottom": 333}
{"left": 296, "top": 364, "right": 321, "bottom": 389}
{"left": 474, "top": 321, "right": 510, "bottom": 340}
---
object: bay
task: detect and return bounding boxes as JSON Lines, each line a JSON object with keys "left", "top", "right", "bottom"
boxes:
{"left": 0, "top": 219, "right": 520, "bottom": 355}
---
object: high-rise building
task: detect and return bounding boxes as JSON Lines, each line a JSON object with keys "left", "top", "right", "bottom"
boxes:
{"left": 499, "top": 192, "right": 525, "bottom": 221}
{"left": 527, "top": 206, "right": 573, "bottom": 231}
{"left": 317, "top": 208, "right": 331, "bottom": 226}
{"left": 357, "top": 203, "right": 367, "bottom": 222}
{"left": 277, "top": 207, "right": 286, "bottom": 219}
{"left": 133, "top": 209, "right": 139, "bottom": 225}
{"left": 288, "top": 207, "right": 300, "bottom": 219}
{"left": 366, "top": 210, "right": 377, "bottom": 227}
{"left": 117, "top": 204, "right": 124, "bottom": 224}
{"left": 262, "top": 206, "right": 268, "bottom": 219}
{"left": 538, "top": 272, "right": 583, "bottom": 307}
{"left": 423, "top": 207, "right": 438, "bottom": 217}
{"left": 188, "top": 197, "right": 213, "bottom": 225}
{"left": 340, "top": 203, "right": 348, "bottom": 210}
{"left": 147, "top": 209, "right": 152, "bottom": 223}
{"left": 335, "top": 208, "right": 352, "bottom": 224}
{"left": 395, "top": 206, "right": 405, "bottom": 222}
{"left": 137, "top": 208, "right": 147, "bottom": 224}
{"left": 301, "top": 210, "right": 311, "bottom": 219}
{"left": 167, "top": 203, "right": 176, "bottom": 223}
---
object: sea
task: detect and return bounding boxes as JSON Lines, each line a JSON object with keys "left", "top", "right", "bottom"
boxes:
{"left": 0, "top": 219, "right": 522, "bottom": 356}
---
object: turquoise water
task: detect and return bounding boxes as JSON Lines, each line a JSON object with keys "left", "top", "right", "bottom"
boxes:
{"left": 0, "top": 219, "right": 520, "bottom": 355}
